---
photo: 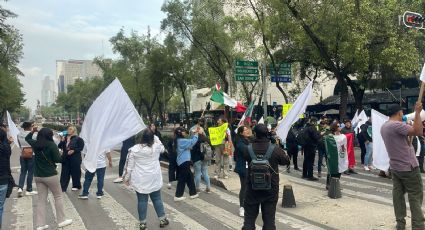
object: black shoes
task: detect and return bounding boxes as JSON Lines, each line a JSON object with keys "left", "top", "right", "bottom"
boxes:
{"left": 160, "top": 218, "right": 170, "bottom": 228}
{"left": 307, "top": 177, "right": 319, "bottom": 181}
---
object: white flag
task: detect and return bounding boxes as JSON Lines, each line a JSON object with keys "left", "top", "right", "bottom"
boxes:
{"left": 258, "top": 116, "right": 264, "bottom": 124}
{"left": 420, "top": 63, "right": 425, "bottom": 83}
{"left": 6, "top": 111, "right": 21, "bottom": 148}
{"left": 80, "top": 79, "right": 146, "bottom": 173}
{"left": 354, "top": 110, "right": 368, "bottom": 134}
{"left": 276, "top": 81, "right": 313, "bottom": 141}
{"left": 372, "top": 109, "right": 390, "bottom": 171}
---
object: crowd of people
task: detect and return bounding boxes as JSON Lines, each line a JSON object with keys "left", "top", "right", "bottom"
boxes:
{"left": 1, "top": 104, "right": 425, "bottom": 229}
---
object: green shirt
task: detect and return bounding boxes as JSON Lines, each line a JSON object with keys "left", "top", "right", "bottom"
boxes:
{"left": 26, "top": 132, "right": 62, "bottom": 177}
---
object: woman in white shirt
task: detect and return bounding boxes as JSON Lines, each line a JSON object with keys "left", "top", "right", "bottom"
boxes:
{"left": 123, "top": 129, "right": 169, "bottom": 230}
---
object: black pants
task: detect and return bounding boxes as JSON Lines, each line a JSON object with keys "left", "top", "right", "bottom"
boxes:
{"left": 326, "top": 173, "right": 341, "bottom": 186}
{"left": 60, "top": 154, "right": 82, "bottom": 191}
{"left": 243, "top": 195, "right": 278, "bottom": 230}
{"left": 175, "top": 161, "right": 197, "bottom": 197}
{"left": 168, "top": 153, "right": 178, "bottom": 182}
{"left": 287, "top": 146, "right": 298, "bottom": 169}
{"left": 238, "top": 174, "right": 246, "bottom": 207}
{"left": 358, "top": 137, "right": 366, "bottom": 164}
{"left": 118, "top": 150, "right": 129, "bottom": 177}
{"left": 302, "top": 145, "right": 316, "bottom": 178}
{"left": 417, "top": 156, "right": 424, "bottom": 172}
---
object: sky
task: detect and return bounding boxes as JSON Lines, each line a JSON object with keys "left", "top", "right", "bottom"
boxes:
{"left": 4, "top": 0, "right": 166, "bottom": 110}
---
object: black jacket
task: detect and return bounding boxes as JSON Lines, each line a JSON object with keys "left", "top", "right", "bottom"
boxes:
{"left": 234, "top": 135, "right": 249, "bottom": 177}
{"left": 360, "top": 121, "right": 372, "bottom": 142}
{"left": 305, "top": 124, "right": 321, "bottom": 147}
{"left": 191, "top": 134, "right": 208, "bottom": 163}
{"left": 0, "top": 143, "right": 11, "bottom": 185}
{"left": 58, "top": 135, "right": 85, "bottom": 161}
{"left": 243, "top": 137, "right": 290, "bottom": 201}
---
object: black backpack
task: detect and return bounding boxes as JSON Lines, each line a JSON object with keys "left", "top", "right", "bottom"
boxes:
{"left": 247, "top": 144, "right": 276, "bottom": 190}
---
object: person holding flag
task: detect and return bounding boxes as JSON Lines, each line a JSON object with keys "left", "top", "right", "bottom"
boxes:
{"left": 324, "top": 123, "right": 348, "bottom": 190}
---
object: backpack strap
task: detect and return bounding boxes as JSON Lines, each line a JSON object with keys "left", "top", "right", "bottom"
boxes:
{"left": 247, "top": 144, "right": 257, "bottom": 161}
{"left": 264, "top": 144, "right": 276, "bottom": 160}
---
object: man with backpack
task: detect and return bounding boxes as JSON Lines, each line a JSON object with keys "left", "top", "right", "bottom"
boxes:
{"left": 301, "top": 117, "right": 322, "bottom": 181}
{"left": 242, "top": 124, "right": 290, "bottom": 230}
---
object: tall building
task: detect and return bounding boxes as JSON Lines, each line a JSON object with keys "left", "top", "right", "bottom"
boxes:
{"left": 41, "top": 76, "right": 56, "bottom": 106}
{"left": 56, "top": 60, "right": 103, "bottom": 93}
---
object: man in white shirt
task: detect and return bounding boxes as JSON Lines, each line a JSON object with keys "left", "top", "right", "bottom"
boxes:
{"left": 78, "top": 149, "right": 112, "bottom": 199}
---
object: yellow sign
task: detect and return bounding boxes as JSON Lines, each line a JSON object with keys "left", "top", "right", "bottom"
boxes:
{"left": 282, "top": 103, "right": 304, "bottom": 118}
{"left": 208, "top": 123, "right": 228, "bottom": 146}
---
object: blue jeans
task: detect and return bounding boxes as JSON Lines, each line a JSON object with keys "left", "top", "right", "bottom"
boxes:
{"left": 0, "top": 184, "right": 8, "bottom": 229}
{"left": 194, "top": 160, "right": 211, "bottom": 189}
{"left": 19, "top": 157, "right": 34, "bottom": 192}
{"left": 136, "top": 190, "right": 166, "bottom": 223}
{"left": 82, "top": 167, "right": 106, "bottom": 196}
{"left": 364, "top": 142, "right": 373, "bottom": 166}
{"left": 317, "top": 148, "right": 327, "bottom": 173}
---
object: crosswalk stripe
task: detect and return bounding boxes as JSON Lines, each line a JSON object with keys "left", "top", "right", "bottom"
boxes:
{"left": 161, "top": 202, "right": 209, "bottom": 230}
{"left": 207, "top": 186, "right": 326, "bottom": 230}
{"left": 10, "top": 196, "right": 33, "bottom": 230}
{"left": 95, "top": 189, "right": 139, "bottom": 229}
{"left": 48, "top": 192, "right": 86, "bottom": 229}
{"left": 161, "top": 186, "right": 254, "bottom": 229}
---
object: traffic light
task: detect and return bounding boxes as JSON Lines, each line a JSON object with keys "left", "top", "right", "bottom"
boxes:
{"left": 403, "top": 11, "right": 424, "bottom": 29}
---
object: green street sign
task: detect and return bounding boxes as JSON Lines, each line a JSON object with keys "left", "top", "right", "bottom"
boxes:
{"left": 235, "top": 75, "right": 259, "bottom": 81}
{"left": 235, "top": 60, "right": 258, "bottom": 67}
{"left": 235, "top": 68, "right": 259, "bottom": 75}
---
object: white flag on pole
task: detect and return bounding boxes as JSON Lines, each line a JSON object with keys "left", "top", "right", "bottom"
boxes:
{"left": 6, "top": 111, "right": 21, "bottom": 148}
{"left": 276, "top": 81, "right": 313, "bottom": 141}
{"left": 372, "top": 109, "right": 390, "bottom": 171}
{"left": 420, "top": 63, "right": 425, "bottom": 83}
{"left": 80, "top": 79, "right": 146, "bottom": 173}
{"left": 353, "top": 110, "right": 368, "bottom": 134}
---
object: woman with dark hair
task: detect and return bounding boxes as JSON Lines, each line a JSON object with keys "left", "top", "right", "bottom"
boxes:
{"left": 233, "top": 125, "right": 251, "bottom": 217}
{"left": 174, "top": 126, "right": 199, "bottom": 201}
{"left": 0, "top": 129, "right": 12, "bottom": 229}
{"left": 166, "top": 131, "right": 178, "bottom": 189}
{"left": 324, "top": 123, "right": 348, "bottom": 190}
{"left": 17, "top": 121, "right": 38, "bottom": 197}
{"left": 26, "top": 127, "right": 72, "bottom": 230}
{"left": 123, "top": 129, "right": 169, "bottom": 230}
{"left": 58, "top": 126, "right": 84, "bottom": 192}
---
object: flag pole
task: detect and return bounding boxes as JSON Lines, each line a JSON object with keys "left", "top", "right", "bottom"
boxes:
{"left": 418, "top": 82, "right": 424, "bottom": 103}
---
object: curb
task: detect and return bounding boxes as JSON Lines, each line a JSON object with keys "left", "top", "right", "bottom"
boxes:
{"left": 160, "top": 161, "right": 228, "bottom": 190}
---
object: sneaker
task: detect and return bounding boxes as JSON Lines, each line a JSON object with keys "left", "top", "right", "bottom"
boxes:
{"left": 364, "top": 166, "right": 370, "bottom": 171}
{"left": 239, "top": 207, "right": 245, "bottom": 217}
{"left": 78, "top": 195, "right": 89, "bottom": 200}
{"left": 97, "top": 195, "right": 103, "bottom": 199}
{"left": 26, "top": 191, "right": 38, "bottom": 196}
{"left": 174, "top": 196, "right": 186, "bottom": 202}
{"left": 294, "top": 168, "right": 301, "bottom": 171}
{"left": 348, "top": 169, "right": 358, "bottom": 174}
{"left": 343, "top": 171, "right": 351, "bottom": 175}
{"left": 114, "top": 177, "right": 123, "bottom": 183}
{"left": 224, "top": 176, "right": 229, "bottom": 179}
{"left": 71, "top": 187, "right": 80, "bottom": 191}
{"left": 58, "top": 219, "right": 73, "bottom": 228}
{"left": 368, "top": 166, "right": 375, "bottom": 170}
{"left": 17, "top": 188, "right": 23, "bottom": 198}
{"left": 36, "top": 225, "right": 49, "bottom": 230}
{"left": 205, "top": 188, "right": 211, "bottom": 194}
{"left": 167, "top": 183, "right": 172, "bottom": 189}
{"left": 139, "top": 222, "right": 147, "bottom": 230}
{"left": 190, "top": 194, "right": 199, "bottom": 199}
{"left": 159, "top": 218, "right": 169, "bottom": 228}
{"left": 214, "top": 175, "right": 218, "bottom": 179}
{"left": 196, "top": 188, "right": 201, "bottom": 193}
{"left": 307, "top": 177, "right": 319, "bottom": 181}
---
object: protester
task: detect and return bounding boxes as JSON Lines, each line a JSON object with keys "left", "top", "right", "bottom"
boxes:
{"left": 234, "top": 125, "right": 251, "bottom": 217}
{"left": 325, "top": 123, "right": 348, "bottom": 190}
{"left": 190, "top": 118, "right": 212, "bottom": 194}
{"left": 26, "top": 127, "right": 72, "bottom": 230}
{"left": 0, "top": 123, "right": 13, "bottom": 145}
{"left": 357, "top": 120, "right": 367, "bottom": 166}
{"left": 0, "top": 129, "right": 12, "bottom": 229}
{"left": 58, "top": 126, "right": 84, "bottom": 192}
{"left": 166, "top": 131, "right": 178, "bottom": 189}
{"left": 114, "top": 136, "right": 136, "bottom": 183}
{"left": 214, "top": 117, "right": 232, "bottom": 179}
{"left": 79, "top": 149, "right": 112, "bottom": 200}
{"left": 360, "top": 119, "right": 373, "bottom": 171}
{"left": 150, "top": 123, "right": 163, "bottom": 142}
{"left": 341, "top": 118, "right": 358, "bottom": 174}
{"left": 412, "top": 135, "right": 425, "bottom": 174}
{"left": 302, "top": 117, "right": 321, "bottom": 181}
{"left": 123, "top": 129, "right": 169, "bottom": 230}
{"left": 17, "top": 121, "right": 38, "bottom": 197}
{"left": 242, "top": 124, "right": 290, "bottom": 229}
{"left": 286, "top": 121, "right": 302, "bottom": 172}
{"left": 317, "top": 119, "right": 331, "bottom": 177}
{"left": 174, "top": 127, "right": 199, "bottom": 201}
{"left": 381, "top": 103, "right": 425, "bottom": 230}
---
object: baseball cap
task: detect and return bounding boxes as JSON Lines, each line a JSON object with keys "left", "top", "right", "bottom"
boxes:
{"left": 387, "top": 104, "right": 404, "bottom": 117}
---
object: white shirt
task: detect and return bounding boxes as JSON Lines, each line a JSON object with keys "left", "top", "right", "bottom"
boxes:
{"left": 123, "top": 138, "right": 165, "bottom": 194}
{"left": 97, "top": 149, "right": 110, "bottom": 169}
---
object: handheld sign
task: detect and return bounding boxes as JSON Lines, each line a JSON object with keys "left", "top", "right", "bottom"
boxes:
{"left": 208, "top": 123, "right": 228, "bottom": 146}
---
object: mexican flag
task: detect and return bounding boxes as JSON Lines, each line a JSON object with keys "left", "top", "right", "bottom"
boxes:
{"left": 325, "top": 134, "right": 348, "bottom": 174}
{"left": 210, "top": 83, "right": 237, "bottom": 108}
{"left": 237, "top": 99, "right": 255, "bottom": 127}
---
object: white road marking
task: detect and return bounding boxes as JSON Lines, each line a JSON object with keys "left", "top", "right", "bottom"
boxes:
{"left": 10, "top": 196, "right": 33, "bottom": 230}
{"left": 48, "top": 192, "right": 86, "bottom": 229}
